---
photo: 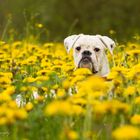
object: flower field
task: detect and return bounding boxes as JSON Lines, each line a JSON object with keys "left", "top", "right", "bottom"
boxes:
{"left": 0, "top": 40, "right": 140, "bottom": 140}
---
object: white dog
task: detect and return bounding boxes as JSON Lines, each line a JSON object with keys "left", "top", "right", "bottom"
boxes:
{"left": 64, "top": 34, "right": 115, "bottom": 77}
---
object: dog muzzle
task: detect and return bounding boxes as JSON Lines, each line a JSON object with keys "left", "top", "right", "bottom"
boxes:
{"left": 78, "top": 57, "right": 97, "bottom": 73}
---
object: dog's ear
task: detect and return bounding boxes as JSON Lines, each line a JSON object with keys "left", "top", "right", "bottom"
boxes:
{"left": 64, "top": 34, "right": 83, "bottom": 53}
{"left": 96, "top": 35, "right": 115, "bottom": 55}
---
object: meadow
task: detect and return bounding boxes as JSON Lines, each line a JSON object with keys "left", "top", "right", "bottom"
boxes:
{"left": 0, "top": 37, "right": 140, "bottom": 140}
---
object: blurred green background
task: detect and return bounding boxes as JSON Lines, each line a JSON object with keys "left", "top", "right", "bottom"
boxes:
{"left": 0, "top": 0, "right": 140, "bottom": 42}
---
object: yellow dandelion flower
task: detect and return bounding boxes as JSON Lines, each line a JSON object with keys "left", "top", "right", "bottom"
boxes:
{"left": 71, "top": 75, "right": 85, "bottom": 85}
{"left": 0, "top": 72, "right": 13, "bottom": 79}
{"left": 62, "top": 80, "right": 70, "bottom": 89}
{"left": 62, "top": 65, "right": 74, "bottom": 73}
{"left": 109, "top": 29, "right": 116, "bottom": 35}
{"left": 41, "top": 87, "right": 48, "bottom": 92}
{"left": 36, "top": 23, "right": 43, "bottom": 28}
{"left": 52, "top": 84, "right": 59, "bottom": 90}
{"left": 14, "top": 109, "right": 28, "bottom": 119}
{"left": 2, "top": 86, "right": 15, "bottom": 95}
{"left": 8, "top": 101, "right": 17, "bottom": 108}
{"left": 57, "top": 88, "right": 65, "bottom": 98}
{"left": 23, "top": 77, "right": 36, "bottom": 83}
{"left": 123, "top": 86, "right": 136, "bottom": 97}
{"left": 72, "top": 104, "right": 84, "bottom": 115}
{"left": 112, "top": 125, "right": 140, "bottom": 140}
{"left": 0, "top": 93, "right": 11, "bottom": 101}
{"left": 77, "top": 76, "right": 108, "bottom": 93}
{"left": 107, "top": 71, "right": 118, "bottom": 79}
{"left": 35, "top": 76, "right": 49, "bottom": 81}
{"left": 93, "top": 101, "right": 109, "bottom": 115}
{"left": 20, "top": 86, "right": 28, "bottom": 92}
{"left": 21, "top": 56, "right": 37, "bottom": 65}
{"left": 43, "top": 43, "right": 54, "bottom": 48}
{"left": 127, "top": 50, "right": 140, "bottom": 55}
{"left": 93, "top": 100, "right": 130, "bottom": 115}
{"left": 67, "top": 130, "right": 78, "bottom": 140}
{"left": 0, "top": 77, "right": 12, "bottom": 85}
{"left": 37, "top": 69, "right": 50, "bottom": 76}
{"left": 69, "top": 97, "right": 87, "bottom": 105}
{"left": 73, "top": 68, "right": 92, "bottom": 76}
{"left": 0, "top": 117, "right": 7, "bottom": 125}
{"left": 36, "top": 95, "right": 44, "bottom": 102}
{"left": 0, "top": 41, "right": 5, "bottom": 45}
{"left": 131, "top": 114, "right": 140, "bottom": 125}
{"left": 114, "top": 87, "right": 124, "bottom": 96}
{"left": 12, "top": 41, "right": 22, "bottom": 47}
{"left": 45, "top": 101, "right": 72, "bottom": 116}
{"left": 25, "top": 102, "right": 34, "bottom": 111}
{"left": 111, "top": 100, "right": 130, "bottom": 114}
{"left": 30, "top": 86, "right": 37, "bottom": 91}
{"left": 134, "top": 96, "right": 140, "bottom": 105}
{"left": 5, "top": 109, "right": 15, "bottom": 120}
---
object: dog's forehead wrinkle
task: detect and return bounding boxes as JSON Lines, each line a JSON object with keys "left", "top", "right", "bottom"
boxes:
{"left": 75, "top": 36, "right": 104, "bottom": 48}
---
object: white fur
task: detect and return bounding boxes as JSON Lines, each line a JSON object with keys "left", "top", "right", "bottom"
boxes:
{"left": 64, "top": 34, "right": 115, "bottom": 77}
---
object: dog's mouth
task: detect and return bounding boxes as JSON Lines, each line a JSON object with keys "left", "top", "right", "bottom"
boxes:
{"left": 78, "top": 57, "right": 98, "bottom": 74}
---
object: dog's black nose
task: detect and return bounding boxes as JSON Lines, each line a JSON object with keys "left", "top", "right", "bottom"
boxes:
{"left": 82, "top": 50, "right": 92, "bottom": 56}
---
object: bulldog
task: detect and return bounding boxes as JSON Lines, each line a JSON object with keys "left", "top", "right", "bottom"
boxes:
{"left": 64, "top": 34, "right": 115, "bottom": 77}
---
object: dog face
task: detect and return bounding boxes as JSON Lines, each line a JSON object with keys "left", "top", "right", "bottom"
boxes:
{"left": 64, "top": 34, "right": 115, "bottom": 76}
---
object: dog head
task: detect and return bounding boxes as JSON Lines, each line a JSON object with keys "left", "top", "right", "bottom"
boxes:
{"left": 64, "top": 34, "right": 115, "bottom": 75}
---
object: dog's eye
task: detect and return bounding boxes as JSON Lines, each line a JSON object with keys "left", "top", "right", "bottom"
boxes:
{"left": 76, "top": 46, "right": 81, "bottom": 51}
{"left": 111, "top": 44, "right": 113, "bottom": 48}
{"left": 94, "top": 48, "right": 100, "bottom": 52}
